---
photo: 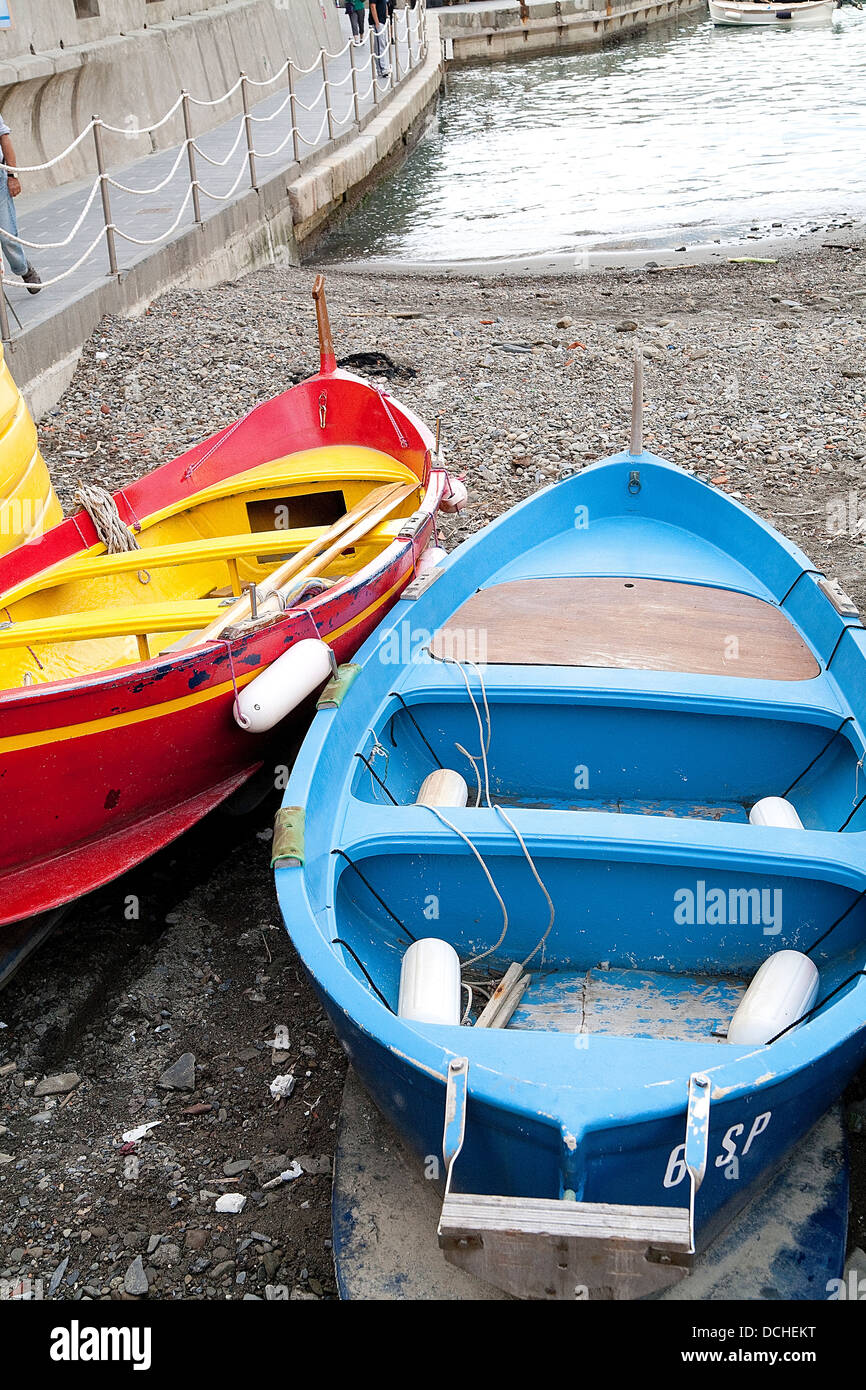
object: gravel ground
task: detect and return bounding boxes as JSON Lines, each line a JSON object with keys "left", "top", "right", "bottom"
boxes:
{"left": 1, "top": 242, "right": 865, "bottom": 1301}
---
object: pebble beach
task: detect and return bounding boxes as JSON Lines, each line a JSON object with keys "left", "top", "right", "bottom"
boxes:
{"left": 1, "top": 239, "right": 865, "bottom": 1301}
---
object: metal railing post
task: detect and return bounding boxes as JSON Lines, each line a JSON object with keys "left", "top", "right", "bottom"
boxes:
{"left": 0, "top": 263, "right": 10, "bottom": 344}
{"left": 321, "top": 51, "right": 335, "bottom": 142}
{"left": 369, "top": 23, "right": 378, "bottom": 106}
{"left": 350, "top": 40, "right": 360, "bottom": 126}
{"left": 182, "top": 92, "right": 202, "bottom": 225}
{"left": 389, "top": 17, "right": 397, "bottom": 88}
{"left": 241, "top": 75, "right": 258, "bottom": 190}
{"left": 92, "top": 117, "right": 119, "bottom": 278}
{"left": 287, "top": 60, "right": 300, "bottom": 164}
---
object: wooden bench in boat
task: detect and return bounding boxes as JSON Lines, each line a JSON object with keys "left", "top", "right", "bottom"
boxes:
{"left": 0, "top": 600, "right": 226, "bottom": 658}
{"left": 430, "top": 577, "right": 820, "bottom": 680}
{"left": 0, "top": 519, "right": 406, "bottom": 606}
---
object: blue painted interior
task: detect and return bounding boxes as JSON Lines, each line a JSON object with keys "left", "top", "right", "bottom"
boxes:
{"left": 276, "top": 450, "right": 866, "bottom": 1256}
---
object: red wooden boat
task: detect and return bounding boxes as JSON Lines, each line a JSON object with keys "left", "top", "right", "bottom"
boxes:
{"left": 0, "top": 281, "right": 454, "bottom": 926}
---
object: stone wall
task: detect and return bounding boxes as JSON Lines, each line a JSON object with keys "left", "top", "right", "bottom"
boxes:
{"left": 0, "top": 0, "right": 344, "bottom": 190}
{"left": 437, "top": 0, "right": 705, "bottom": 61}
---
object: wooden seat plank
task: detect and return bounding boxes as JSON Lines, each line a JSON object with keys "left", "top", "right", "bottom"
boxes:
{"left": 430, "top": 577, "right": 820, "bottom": 680}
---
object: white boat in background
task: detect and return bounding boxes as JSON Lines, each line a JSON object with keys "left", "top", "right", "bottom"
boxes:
{"left": 709, "top": 0, "right": 836, "bottom": 23}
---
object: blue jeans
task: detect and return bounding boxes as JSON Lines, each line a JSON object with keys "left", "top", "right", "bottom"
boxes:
{"left": 0, "top": 180, "right": 29, "bottom": 278}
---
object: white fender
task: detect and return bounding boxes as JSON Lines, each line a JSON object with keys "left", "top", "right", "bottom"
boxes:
{"left": 439, "top": 476, "right": 468, "bottom": 514}
{"left": 398, "top": 938, "right": 461, "bottom": 1026}
{"left": 234, "top": 638, "right": 334, "bottom": 733}
{"left": 416, "top": 769, "right": 469, "bottom": 808}
{"left": 416, "top": 544, "right": 448, "bottom": 576}
{"left": 749, "top": 796, "right": 804, "bottom": 829}
{"left": 726, "top": 950, "right": 819, "bottom": 1045}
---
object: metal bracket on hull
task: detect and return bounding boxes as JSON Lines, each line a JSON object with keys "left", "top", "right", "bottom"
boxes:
{"left": 435, "top": 1062, "right": 712, "bottom": 1300}
{"left": 271, "top": 807, "right": 305, "bottom": 868}
{"left": 400, "top": 567, "right": 444, "bottom": 602}
{"left": 317, "top": 663, "right": 361, "bottom": 709}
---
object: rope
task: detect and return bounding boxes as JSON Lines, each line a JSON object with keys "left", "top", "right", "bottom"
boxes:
{"left": 100, "top": 95, "right": 185, "bottom": 136}
{"left": 0, "top": 177, "right": 102, "bottom": 250}
{"left": 106, "top": 140, "right": 191, "bottom": 196}
{"left": 0, "top": 5, "right": 424, "bottom": 300}
{"left": 74, "top": 484, "right": 140, "bottom": 553}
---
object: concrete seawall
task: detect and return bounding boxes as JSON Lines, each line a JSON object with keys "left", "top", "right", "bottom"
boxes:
{"left": 9, "top": 14, "right": 443, "bottom": 418}
{"left": 437, "top": 0, "right": 705, "bottom": 60}
{"left": 0, "top": 0, "right": 343, "bottom": 193}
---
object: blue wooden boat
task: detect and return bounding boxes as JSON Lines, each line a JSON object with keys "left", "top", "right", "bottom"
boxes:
{"left": 274, "top": 367, "right": 866, "bottom": 1299}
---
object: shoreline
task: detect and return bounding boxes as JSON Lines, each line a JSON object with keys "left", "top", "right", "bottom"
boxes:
{"left": 319, "top": 219, "right": 866, "bottom": 279}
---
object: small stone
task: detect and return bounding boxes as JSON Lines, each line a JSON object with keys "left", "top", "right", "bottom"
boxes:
{"left": 223, "top": 1158, "right": 251, "bottom": 1177}
{"left": 215, "top": 1193, "right": 246, "bottom": 1214}
{"left": 158, "top": 1053, "right": 195, "bottom": 1091}
{"left": 615, "top": 320, "right": 638, "bottom": 333}
{"left": 212, "top": 1260, "right": 236, "bottom": 1279}
{"left": 556, "top": 317, "right": 573, "bottom": 329}
{"left": 48, "top": 1257, "right": 69, "bottom": 1296}
{"left": 297, "top": 1155, "right": 331, "bottom": 1176}
{"left": 185, "top": 1229, "right": 209, "bottom": 1251}
{"left": 34, "top": 1073, "right": 80, "bottom": 1097}
{"left": 150, "top": 1243, "right": 180, "bottom": 1268}
{"left": 123, "top": 1256, "right": 149, "bottom": 1296}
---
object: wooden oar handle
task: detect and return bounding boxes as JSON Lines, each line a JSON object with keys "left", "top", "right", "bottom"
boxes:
{"left": 312, "top": 275, "right": 337, "bottom": 375}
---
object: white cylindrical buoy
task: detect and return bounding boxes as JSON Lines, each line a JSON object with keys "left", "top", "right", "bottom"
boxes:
{"left": 234, "top": 638, "right": 334, "bottom": 733}
{"left": 439, "top": 476, "right": 468, "bottom": 514}
{"left": 749, "top": 796, "right": 804, "bottom": 830}
{"left": 416, "top": 544, "right": 448, "bottom": 576}
{"left": 415, "top": 769, "right": 469, "bottom": 808}
{"left": 726, "top": 950, "right": 819, "bottom": 1045}
{"left": 398, "top": 938, "right": 461, "bottom": 1026}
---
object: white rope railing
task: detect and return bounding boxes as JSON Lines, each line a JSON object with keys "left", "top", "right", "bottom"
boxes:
{"left": 0, "top": 0, "right": 428, "bottom": 336}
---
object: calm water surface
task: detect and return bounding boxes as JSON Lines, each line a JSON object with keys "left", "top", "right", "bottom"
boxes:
{"left": 320, "top": 10, "right": 866, "bottom": 264}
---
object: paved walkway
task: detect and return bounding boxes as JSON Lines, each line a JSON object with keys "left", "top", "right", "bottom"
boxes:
{"left": 2, "top": 9, "right": 422, "bottom": 341}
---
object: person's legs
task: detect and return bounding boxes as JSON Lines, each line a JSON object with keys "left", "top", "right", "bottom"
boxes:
{"left": 0, "top": 180, "right": 30, "bottom": 279}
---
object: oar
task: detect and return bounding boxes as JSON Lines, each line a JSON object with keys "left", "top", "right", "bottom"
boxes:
{"left": 185, "top": 480, "right": 416, "bottom": 648}
{"left": 274, "top": 478, "right": 418, "bottom": 598}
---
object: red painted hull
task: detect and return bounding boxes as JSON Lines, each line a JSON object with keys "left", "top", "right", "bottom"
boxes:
{"left": 0, "top": 369, "right": 443, "bottom": 925}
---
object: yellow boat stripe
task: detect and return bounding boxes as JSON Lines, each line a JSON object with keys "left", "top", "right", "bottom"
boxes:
{"left": 0, "top": 564, "right": 411, "bottom": 755}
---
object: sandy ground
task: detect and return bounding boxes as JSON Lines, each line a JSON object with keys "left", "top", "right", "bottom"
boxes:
{"left": 1, "top": 240, "right": 865, "bottom": 1300}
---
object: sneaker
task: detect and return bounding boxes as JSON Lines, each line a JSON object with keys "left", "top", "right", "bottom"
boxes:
{"left": 22, "top": 264, "right": 41, "bottom": 295}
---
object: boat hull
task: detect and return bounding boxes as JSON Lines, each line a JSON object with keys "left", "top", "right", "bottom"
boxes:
{"left": 709, "top": 0, "right": 836, "bottom": 23}
{"left": 303, "top": 958, "right": 861, "bottom": 1276}
{"left": 0, "top": 345, "right": 61, "bottom": 553}
{"left": 0, "top": 370, "right": 443, "bottom": 925}
{"left": 276, "top": 449, "right": 866, "bottom": 1297}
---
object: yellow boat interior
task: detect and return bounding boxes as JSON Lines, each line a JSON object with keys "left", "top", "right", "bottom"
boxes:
{"left": 0, "top": 445, "right": 423, "bottom": 688}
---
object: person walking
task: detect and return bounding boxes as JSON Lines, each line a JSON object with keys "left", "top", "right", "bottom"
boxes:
{"left": 0, "top": 114, "right": 41, "bottom": 293}
{"left": 369, "top": 0, "right": 391, "bottom": 79}
{"left": 345, "top": 0, "right": 366, "bottom": 42}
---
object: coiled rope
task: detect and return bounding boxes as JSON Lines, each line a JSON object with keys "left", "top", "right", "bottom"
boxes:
{"left": 74, "top": 483, "right": 140, "bottom": 553}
